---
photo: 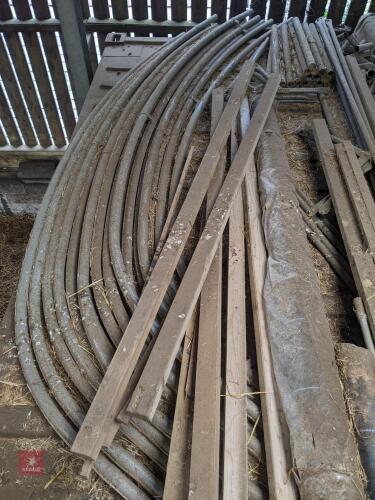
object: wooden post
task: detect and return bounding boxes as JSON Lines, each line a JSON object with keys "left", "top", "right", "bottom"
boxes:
{"left": 222, "top": 122, "right": 247, "bottom": 500}
{"left": 188, "top": 87, "right": 225, "bottom": 500}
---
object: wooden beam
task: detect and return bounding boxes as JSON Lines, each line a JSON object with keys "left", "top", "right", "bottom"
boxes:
{"left": 230, "top": 0, "right": 247, "bottom": 18}
{"left": 151, "top": 0, "right": 167, "bottom": 22}
{"left": 0, "top": 122, "right": 7, "bottom": 146}
{"left": 250, "top": 0, "right": 267, "bottom": 18}
{"left": 92, "top": 0, "right": 110, "bottom": 53}
{"left": 162, "top": 315, "right": 196, "bottom": 500}
{"left": 92, "top": 0, "right": 109, "bottom": 19}
{"left": 151, "top": 0, "right": 167, "bottom": 35}
{"left": 0, "top": 0, "right": 12, "bottom": 20}
{"left": 0, "top": 86, "right": 22, "bottom": 147}
{"left": 112, "top": 0, "right": 129, "bottom": 20}
{"left": 124, "top": 74, "right": 280, "bottom": 424}
{"left": 191, "top": 0, "right": 207, "bottom": 22}
{"left": 222, "top": 123, "right": 247, "bottom": 500}
{"left": 53, "top": 0, "right": 92, "bottom": 113}
{"left": 32, "top": 0, "right": 76, "bottom": 138}
{"left": 242, "top": 102, "right": 296, "bottom": 500}
{"left": 339, "top": 142, "right": 375, "bottom": 258}
{"left": 0, "top": 145, "right": 65, "bottom": 171}
{"left": 70, "top": 59, "right": 258, "bottom": 466}
{"left": 131, "top": 0, "right": 148, "bottom": 20}
{"left": 188, "top": 87, "right": 225, "bottom": 500}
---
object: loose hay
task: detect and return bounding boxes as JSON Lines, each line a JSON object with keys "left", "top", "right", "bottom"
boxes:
{"left": 0, "top": 214, "right": 34, "bottom": 320}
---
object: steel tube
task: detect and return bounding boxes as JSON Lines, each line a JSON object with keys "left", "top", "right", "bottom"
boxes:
{"left": 280, "top": 22, "right": 293, "bottom": 86}
{"left": 292, "top": 17, "right": 317, "bottom": 74}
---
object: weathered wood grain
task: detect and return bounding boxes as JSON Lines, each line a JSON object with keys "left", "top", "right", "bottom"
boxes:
{"left": 32, "top": 0, "right": 76, "bottom": 138}
{"left": 192, "top": 0, "right": 207, "bottom": 22}
{"left": 222, "top": 124, "right": 247, "bottom": 500}
{"left": 13, "top": 0, "right": 65, "bottom": 146}
{"left": 188, "top": 87, "right": 225, "bottom": 500}
{"left": 339, "top": 142, "right": 375, "bottom": 258}
{"left": 0, "top": 37, "right": 37, "bottom": 146}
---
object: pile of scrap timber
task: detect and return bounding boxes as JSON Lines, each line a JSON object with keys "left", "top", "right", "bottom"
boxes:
{"left": 13, "top": 10, "right": 375, "bottom": 500}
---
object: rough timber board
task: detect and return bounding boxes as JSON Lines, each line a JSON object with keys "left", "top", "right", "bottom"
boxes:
{"left": 162, "top": 317, "right": 196, "bottom": 499}
{"left": 339, "top": 142, "right": 375, "bottom": 257}
{"left": 188, "top": 87, "right": 225, "bottom": 500}
{"left": 222, "top": 136, "right": 247, "bottom": 499}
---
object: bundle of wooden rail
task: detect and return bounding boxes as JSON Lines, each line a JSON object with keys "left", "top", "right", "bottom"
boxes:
{"left": 14, "top": 10, "right": 375, "bottom": 500}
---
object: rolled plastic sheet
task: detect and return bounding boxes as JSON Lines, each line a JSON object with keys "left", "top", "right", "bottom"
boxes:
{"left": 258, "top": 108, "right": 365, "bottom": 499}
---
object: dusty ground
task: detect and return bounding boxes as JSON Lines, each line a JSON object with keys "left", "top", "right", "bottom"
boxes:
{"left": 0, "top": 215, "right": 120, "bottom": 499}
{"left": 0, "top": 214, "right": 34, "bottom": 319}
{"left": 277, "top": 100, "right": 362, "bottom": 346}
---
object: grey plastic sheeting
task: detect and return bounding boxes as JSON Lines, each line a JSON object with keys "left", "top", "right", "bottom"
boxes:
{"left": 354, "top": 13, "right": 375, "bottom": 45}
{"left": 341, "top": 343, "right": 375, "bottom": 499}
{"left": 257, "top": 109, "right": 364, "bottom": 499}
